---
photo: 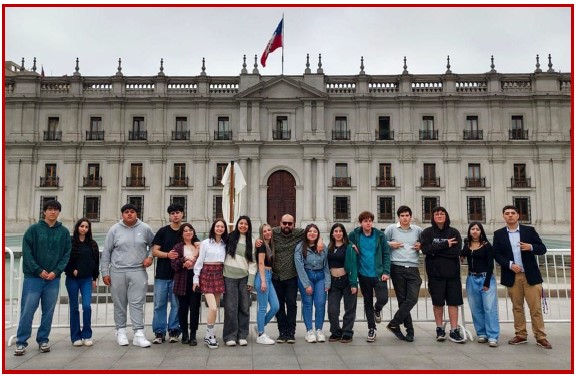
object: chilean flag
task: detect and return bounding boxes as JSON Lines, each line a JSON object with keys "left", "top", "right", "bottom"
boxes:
{"left": 260, "top": 18, "right": 283, "bottom": 68}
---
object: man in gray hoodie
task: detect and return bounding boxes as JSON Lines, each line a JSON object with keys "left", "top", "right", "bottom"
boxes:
{"left": 101, "top": 203, "right": 155, "bottom": 347}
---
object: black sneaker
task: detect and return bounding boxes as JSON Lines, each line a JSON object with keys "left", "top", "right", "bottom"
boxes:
{"left": 340, "top": 335, "right": 353, "bottom": 343}
{"left": 153, "top": 332, "right": 165, "bottom": 344}
{"left": 386, "top": 323, "right": 406, "bottom": 340}
{"left": 374, "top": 310, "right": 382, "bottom": 323}
{"left": 405, "top": 329, "right": 414, "bottom": 342}
{"left": 329, "top": 334, "right": 342, "bottom": 342}
{"left": 276, "top": 334, "right": 288, "bottom": 343}
{"left": 367, "top": 328, "right": 377, "bottom": 342}
{"left": 436, "top": 327, "right": 446, "bottom": 341}
{"left": 286, "top": 335, "right": 296, "bottom": 344}
{"left": 449, "top": 329, "right": 465, "bottom": 343}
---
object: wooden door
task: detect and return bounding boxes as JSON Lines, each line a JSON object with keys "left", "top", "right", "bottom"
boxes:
{"left": 267, "top": 170, "right": 296, "bottom": 226}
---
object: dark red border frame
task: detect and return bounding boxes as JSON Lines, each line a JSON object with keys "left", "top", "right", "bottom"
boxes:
{"left": 2, "top": 3, "right": 574, "bottom": 375}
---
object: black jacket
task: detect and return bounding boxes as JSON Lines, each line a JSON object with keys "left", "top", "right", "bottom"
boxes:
{"left": 420, "top": 213, "right": 462, "bottom": 279}
{"left": 65, "top": 237, "right": 100, "bottom": 280}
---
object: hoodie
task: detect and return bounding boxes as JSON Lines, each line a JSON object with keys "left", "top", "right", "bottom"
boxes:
{"left": 420, "top": 211, "right": 462, "bottom": 279}
{"left": 22, "top": 219, "right": 71, "bottom": 278}
{"left": 100, "top": 219, "right": 154, "bottom": 277}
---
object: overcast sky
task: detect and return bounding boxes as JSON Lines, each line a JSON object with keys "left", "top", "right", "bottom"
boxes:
{"left": 5, "top": 6, "right": 572, "bottom": 77}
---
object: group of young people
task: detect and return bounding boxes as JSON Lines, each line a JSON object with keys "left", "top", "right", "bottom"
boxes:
{"left": 13, "top": 200, "right": 552, "bottom": 357}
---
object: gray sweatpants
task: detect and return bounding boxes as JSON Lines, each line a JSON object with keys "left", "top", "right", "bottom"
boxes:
{"left": 109, "top": 268, "right": 148, "bottom": 330}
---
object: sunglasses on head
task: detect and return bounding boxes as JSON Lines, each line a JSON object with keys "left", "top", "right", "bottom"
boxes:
{"left": 282, "top": 221, "right": 293, "bottom": 226}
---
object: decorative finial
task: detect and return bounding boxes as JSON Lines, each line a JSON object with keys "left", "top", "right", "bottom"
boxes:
{"left": 547, "top": 54, "right": 555, "bottom": 73}
{"left": 534, "top": 54, "right": 542, "bottom": 73}
{"left": 489, "top": 55, "right": 496, "bottom": 73}
{"left": 157, "top": 58, "right": 165, "bottom": 76}
{"left": 304, "top": 53, "right": 311, "bottom": 74}
{"left": 116, "top": 58, "right": 123, "bottom": 76}
{"left": 402, "top": 56, "right": 408, "bottom": 75}
{"left": 252, "top": 54, "right": 259, "bottom": 74}
{"left": 200, "top": 57, "right": 206, "bottom": 76}
{"left": 317, "top": 53, "right": 323, "bottom": 74}
{"left": 20, "top": 57, "right": 25, "bottom": 71}
{"left": 73, "top": 57, "right": 80, "bottom": 76}
{"left": 241, "top": 54, "right": 247, "bottom": 74}
{"left": 445, "top": 55, "right": 452, "bottom": 74}
{"left": 359, "top": 56, "right": 365, "bottom": 75}
{"left": 32, "top": 57, "right": 37, "bottom": 72}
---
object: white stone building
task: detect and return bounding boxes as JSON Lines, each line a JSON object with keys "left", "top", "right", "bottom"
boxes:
{"left": 4, "top": 55, "right": 572, "bottom": 234}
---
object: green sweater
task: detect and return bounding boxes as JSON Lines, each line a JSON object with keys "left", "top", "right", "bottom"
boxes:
{"left": 22, "top": 219, "right": 71, "bottom": 278}
{"left": 347, "top": 227, "right": 391, "bottom": 279}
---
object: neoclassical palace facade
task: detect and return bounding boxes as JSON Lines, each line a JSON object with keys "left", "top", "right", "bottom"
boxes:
{"left": 4, "top": 56, "right": 572, "bottom": 234}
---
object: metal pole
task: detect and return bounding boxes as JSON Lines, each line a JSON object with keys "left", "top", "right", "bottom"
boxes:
{"left": 229, "top": 161, "right": 235, "bottom": 231}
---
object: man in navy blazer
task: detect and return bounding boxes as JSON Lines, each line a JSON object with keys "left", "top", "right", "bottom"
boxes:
{"left": 493, "top": 205, "right": 551, "bottom": 349}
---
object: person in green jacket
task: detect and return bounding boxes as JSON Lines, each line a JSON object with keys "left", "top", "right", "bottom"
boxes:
{"left": 347, "top": 211, "right": 391, "bottom": 343}
{"left": 14, "top": 200, "right": 71, "bottom": 356}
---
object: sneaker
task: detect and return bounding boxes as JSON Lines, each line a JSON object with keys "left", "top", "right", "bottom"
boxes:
{"left": 329, "top": 333, "right": 342, "bottom": 342}
{"left": 286, "top": 335, "right": 296, "bottom": 344}
{"left": 374, "top": 310, "right": 382, "bottom": 323}
{"left": 449, "top": 329, "right": 465, "bottom": 343}
{"left": 386, "top": 323, "right": 406, "bottom": 340}
{"left": 436, "top": 327, "right": 446, "bottom": 342}
{"left": 39, "top": 343, "right": 51, "bottom": 353}
{"left": 152, "top": 332, "right": 165, "bottom": 344}
{"left": 73, "top": 339, "right": 83, "bottom": 347}
{"left": 83, "top": 338, "right": 93, "bottom": 347}
{"left": 508, "top": 336, "right": 528, "bottom": 345}
{"left": 256, "top": 333, "right": 275, "bottom": 345}
{"left": 488, "top": 340, "right": 499, "bottom": 347}
{"left": 367, "top": 328, "right": 377, "bottom": 342}
{"left": 305, "top": 330, "right": 317, "bottom": 343}
{"left": 189, "top": 337, "right": 198, "bottom": 346}
{"left": 477, "top": 336, "right": 488, "bottom": 344}
{"left": 133, "top": 329, "right": 151, "bottom": 347}
{"left": 168, "top": 330, "right": 180, "bottom": 343}
{"left": 116, "top": 328, "right": 129, "bottom": 346}
{"left": 276, "top": 334, "right": 287, "bottom": 343}
{"left": 14, "top": 345, "right": 26, "bottom": 356}
{"left": 204, "top": 335, "right": 218, "bottom": 349}
{"left": 340, "top": 335, "right": 353, "bottom": 343}
{"left": 316, "top": 329, "right": 326, "bottom": 343}
{"left": 405, "top": 331, "right": 414, "bottom": 343}
{"left": 238, "top": 339, "right": 248, "bottom": 346}
{"left": 225, "top": 340, "right": 237, "bottom": 346}
{"left": 181, "top": 336, "right": 190, "bottom": 345}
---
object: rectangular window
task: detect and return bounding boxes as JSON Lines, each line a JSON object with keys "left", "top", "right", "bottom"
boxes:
{"left": 422, "top": 196, "right": 440, "bottom": 222}
{"left": 333, "top": 163, "right": 350, "bottom": 187}
{"left": 215, "top": 116, "right": 232, "bottom": 140}
{"left": 213, "top": 195, "right": 223, "bottom": 221}
{"left": 39, "top": 195, "right": 57, "bottom": 219}
{"left": 510, "top": 115, "right": 527, "bottom": 140}
{"left": 214, "top": 163, "right": 227, "bottom": 186}
{"left": 466, "top": 163, "right": 484, "bottom": 187}
{"left": 464, "top": 116, "right": 482, "bottom": 140}
{"left": 170, "top": 163, "right": 187, "bottom": 187}
{"left": 467, "top": 197, "right": 485, "bottom": 222}
{"left": 377, "top": 163, "right": 394, "bottom": 187}
{"left": 333, "top": 116, "right": 350, "bottom": 140}
{"left": 377, "top": 116, "right": 393, "bottom": 140}
{"left": 41, "top": 164, "right": 59, "bottom": 187}
{"left": 127, "top": 163, "right": 145, "bottom": 187}
{"left": 84, "top": 163, "right": 102, "bottom": 187}
{"left": 173, "top": 117, "right": 189, "bottom": 140}
{"left": 44, "top": 117, "right": 62, "bottom": 141}
{"left": 84, "top": 196, "right": 101, "bottom": 222}
{"left": 333, "top": 196, "right": 350, "bottom": 221}
{"left": 87, "top": 116, "right": 104, "bottom": 141}
{"left": 512, "top": 164, "right": 529, "bottom": 187}
{"left": 513, "top": 196, "right": 531, "bottom": 223}
{"left": 422, "top": 163, "right": 439, "bottom": 187}
{"left": 420, "top": 116, "right": 437, "bottom": 140}
{"left": 273, "top": 116, "right": 290, "bottom": 140}
{"left": 378, "top": 196, "right": 395, "bottom": 221}
{"left": 130, "top": 116, "right": 147, "bottom": 140}
{"left": 127, "top": 195, "right": 144, "bottom": 219}
{"left": 170, "top": 195, "right": 187, "bottom": 221}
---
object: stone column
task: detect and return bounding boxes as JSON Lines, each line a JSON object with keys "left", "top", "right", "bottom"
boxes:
{"left": 239, "top": 102, "right": 248, "bottom": 139}
{"left": 356, "top": 150, "right": 371, "bottom": 214}
{"left": 191, "top": 157, "right": 208, "bottom": 230}
{"left": 399, "top": 100, "right": 413, "bottom": 141}
{"left": 552, "top": 158, "right": 568, "bottom": 225}
{"left": 148, "top": 156, "right": 165, "bottom": 228}
{"left": 251, "top": 102, "right": 260, "bottom": 139}
{"left": 488, "top": 153, "right": 506, "bottom": 229}
{"left": 302, "top": 158, "right": 313, "bottom": 222}
{"left": 250, "top": 158, "right": 261, "bottom": 228}
{"left": 104, "top": 156, "right": 123, "bottom": 226}
{"left": 303, "top": 101, "right": 313, "bottom": 139}
{"left": 399, "top": 150, "right": 416, "bottom": 221}
{"left": 315, "top": 158, "right": 327, "bottom": 231}
{"left": 196, "top": 102, "right": 209, "bottom": 141}
{"left": 488, "top": 101, "right": 504, "bottom": 142}
{"left": 316, "top": 101, "right": 325, "bottom": 140}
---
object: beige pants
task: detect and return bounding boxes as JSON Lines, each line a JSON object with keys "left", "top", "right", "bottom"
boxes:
{"left": 507, "top": 272, "right": 546, "bottom": 340}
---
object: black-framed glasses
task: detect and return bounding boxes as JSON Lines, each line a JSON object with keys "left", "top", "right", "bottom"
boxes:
{"left": 282, "top": 221, "right": 293, "bottom": 226}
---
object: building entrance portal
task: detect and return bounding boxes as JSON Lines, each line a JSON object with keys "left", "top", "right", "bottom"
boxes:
{"left": 266, "top": 170, "right": 296, "bottom": 227}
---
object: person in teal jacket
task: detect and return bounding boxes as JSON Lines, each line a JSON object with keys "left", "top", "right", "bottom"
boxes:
{"left": 14, "top": 200, "right": 71, "bottom": 356}
{"left": 347, "top": 211, "right": 391, "bottom": 343}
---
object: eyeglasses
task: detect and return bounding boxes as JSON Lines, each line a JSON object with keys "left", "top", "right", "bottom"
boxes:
{"left": 281, "top": 221, "right": 293, "bottom": 226}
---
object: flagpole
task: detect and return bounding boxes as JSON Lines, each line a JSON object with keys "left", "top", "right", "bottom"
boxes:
{"left": 281, "top": 14, "right": 284, "bottom": 75}
{"left": 229, "top": 161, "right": 235, "bottom": 232}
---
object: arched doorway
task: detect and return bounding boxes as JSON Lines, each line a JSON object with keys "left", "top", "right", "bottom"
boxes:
{"left": 267, "top": 170, "right": 296, "bottom": 226}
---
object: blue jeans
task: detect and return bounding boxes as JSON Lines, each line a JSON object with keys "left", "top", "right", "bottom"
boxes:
{"left": 65, "top": 277, "right": 93, "bottom": 342}
{"left": 16, "top": 277, "right": 61, "bottom": 347}
{"left": 298, "top": 269, "right": 327, "bottom": 331}
{"left": 466, "top": 274, "right": 500, "bottom": 341}
{"left": 152, "top": 279, "right": 180, "bottom": 334}
{"left": 254, "top": 269, "right": 279, "bottom": 334}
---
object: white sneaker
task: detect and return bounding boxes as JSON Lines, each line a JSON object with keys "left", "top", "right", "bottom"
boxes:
{"left": 73, "top": 340, "right": 83, "bottom": 347}
{"left": 83, "top": 338, "right": 93, "bottom": 347}
{"left": 256, "top": 333, "right": 275, "bottom": 345}
{"left": 238, "top": 339, "right": 248, "bottom": 346}
{"left": 132, "top": 329, "right": 151, "bottom": 348}
{"left": 305, "top": 330, "right": 317, "bottom": 343}
{"left": 116, "top": 328, "right": 129, "bottom": 346}
{"left": 225, "top": 340, "right": 237, "bottom": 346}
{"left": 316, "top": 329, "right": 326, "bottom": 343}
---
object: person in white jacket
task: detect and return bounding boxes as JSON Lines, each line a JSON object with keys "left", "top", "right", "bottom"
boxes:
{"left": 101, "top": 203, "right": 155, "bottom": 348}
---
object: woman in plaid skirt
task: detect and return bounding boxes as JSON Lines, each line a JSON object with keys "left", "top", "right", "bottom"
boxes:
{"left": 193, "top": 219, "right": 228, "bottom": 349}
